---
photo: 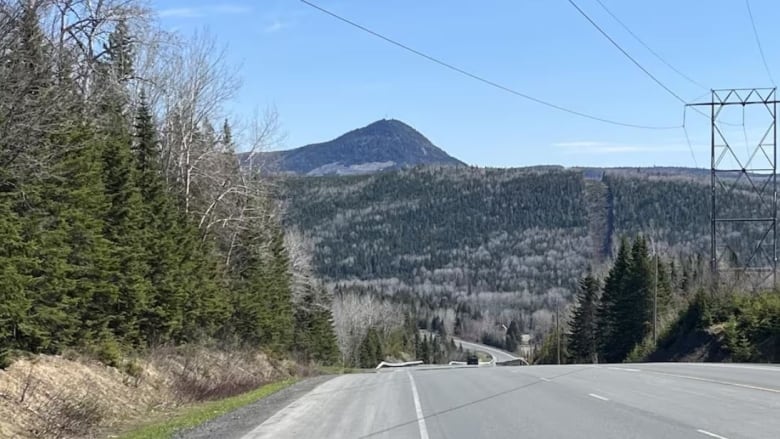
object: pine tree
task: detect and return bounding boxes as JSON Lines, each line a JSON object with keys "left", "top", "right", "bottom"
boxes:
{"left": 618, "top": 236, "right": 653, "bottom": 356}
{"left": 597, "top": 237, "right": 631, "bottom": 363}
{"left": 221, "top": 119, "right": 233, "bottom": 149}
{"left": 133, "top": 94, "right": 186, "bottom": 344}
{"left": 0, "top": 181, "right": 33, "bottom": 367}
{"left": 94, "top": 57, "right": 151, "bottom": 345}
{"left": 103, "top": 19, "right": 134, "bottom": 82}
{"left": 262, "top": 225, "right": 295, "bottom": 351}
{"left": 358, "top": 328, "right": 383, "bottom": 368}
{"left": 293, "top": 284, "right": 339, "bottom": 364}
{"left": 25, "top": 123, "right": 118, "bottom": 352}
{"left": 505, "top": 320, "right": 521, "bottom": 352}
{"left": 177, "top": 229, "right": 231, "bottom": 342}
{"left": 568, "top": 274, "right": 600, "bottom": 363}
{"left": 230, "top": 209, "right": 294, "bottom": 351}
{"left": 654, "top": 257, "right": 673, "bottom": 319}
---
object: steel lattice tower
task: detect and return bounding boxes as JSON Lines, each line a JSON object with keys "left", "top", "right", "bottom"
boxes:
{"left": 690, "top": 88, "right": 778, "bottom": 291}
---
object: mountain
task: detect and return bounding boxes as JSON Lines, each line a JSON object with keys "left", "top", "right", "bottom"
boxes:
{"left": 246, "top": 119, "right": 465, "bottom": 176}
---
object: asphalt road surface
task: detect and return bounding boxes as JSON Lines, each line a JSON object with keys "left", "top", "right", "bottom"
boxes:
{"left": 241, "top": 362, "right": 779, "bottom": 439}
{"left": 452, "top": 338, "right": 520, "bottom": 362}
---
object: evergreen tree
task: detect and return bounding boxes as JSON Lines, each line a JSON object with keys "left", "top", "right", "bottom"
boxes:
{"left": 358, "top": 327, "right": 383, "bottom": 368}
{"left": 653, "top": 257, "right": 673, "bottom": 319}
{"left": 293, "top": 285, "right": 339, "bottom": 364}
{"left": 221, "top": 119, "right": 233, "bottom": 149}
{"left": 597, "top": 237, "right": 631, "bottom": 363}
{"left": 95, "top": 55, "right": 150, "bottom": 345}
{"left": 618, "top": 236, "right": 653, "bottom": 356}
{"left": 26, "top": 123, "right": 117, "bottom": 351}
{"left": 505, "top": 320, "right": 522, "bottom": 352}
{"left": 568, "top": 274, "right": 600, "bottom": 363}
{"left": 263, "top": 225, "right": 295, "bottom": 351}
{"left": 103, "top": 19, "right": 134, "bottom": 82}
{"left": 0, "top": 182, "right": 33, "bottom": 366}
{"left": 175, "top": 218, "right": 230, "bottom": 342}
{"left": 231, "top": 210, "right": 294, "bottom": 352}
{"left": 100, "top": 120, "right": 150, "bottom": 345}
{"left": 133, "top": 94, "right": 186, "bottom": 344}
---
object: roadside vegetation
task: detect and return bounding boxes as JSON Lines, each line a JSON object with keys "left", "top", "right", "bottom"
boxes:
{"left": 0, "top": 346, "right": 303, "bottom": 438}
{"left": 0, "top": 1, "right": 341, "bottom": 437}
{"left": 534, "top": 234, "right": 779, "bottom": 364}
{"left": 118, "top": 379, "right": 297, "bottom": 439}
{"left": 649, "top": 290, "right": 780, "bottom": 362}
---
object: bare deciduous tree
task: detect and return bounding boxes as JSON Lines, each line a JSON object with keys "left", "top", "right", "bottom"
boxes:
{"left": 155, "top": 29, "right": 240, "bottom": 213}
{"left": 331, "top": 292, "right": 404, "bottom": 365}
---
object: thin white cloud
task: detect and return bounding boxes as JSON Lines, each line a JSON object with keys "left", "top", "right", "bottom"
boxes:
{"left": 159, "top": 7, "right": 202, "bottom": 18}
{"left": 213, "top": 4, "right": 252, "bottom": 14}
{"left": 158, "top": 4, "right": 252, "bottom": 19}
{"left": 264, "top": 19, "right": 288, "bottom": 33}
{"left": 553, "top": 140, "right": 690, "bottom": 154}
{"left": 553, "top": 141, "right": 608, "bottom": 148}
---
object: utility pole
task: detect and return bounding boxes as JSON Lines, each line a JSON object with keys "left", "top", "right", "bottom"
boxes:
{"left": 650, "top": 236, "right": 658, "bottom": 345}
{"left": 555, "top": 303, "right": 561, "bottom": 365}
{"left": 654, "top": 254, "right": 658, "bottom": 344}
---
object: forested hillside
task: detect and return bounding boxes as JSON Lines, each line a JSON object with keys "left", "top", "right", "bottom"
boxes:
{"left": 0, "top": 0, "right": 337, "bottom": 369}
{"left": 281, "top": 167, "right": 765, "bottom": 342}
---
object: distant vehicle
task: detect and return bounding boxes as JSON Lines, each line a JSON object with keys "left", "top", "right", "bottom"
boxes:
{"left": 466, "top": 354, "right": 479, "bottom": 365}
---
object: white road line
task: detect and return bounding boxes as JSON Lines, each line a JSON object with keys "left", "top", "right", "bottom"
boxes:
{"left": 606, "top": 366, "right": 640, "bottom": 372}
{"left": 696, "top": 428, "right": 730, "bottom": 439}
{"left": 648, "top": 370, "right": 780, "bottom": 394}
{"left": 407, "top": 372, "right": 430, "bottom": 439}
{"left": 588, "top": 393, "right": 609, "bottom": 401}
{"left": 669, "top": 363, "right": 780, "bottom": 373}
{"left": 540, "top": 377, "right": 551, "bottom": 382}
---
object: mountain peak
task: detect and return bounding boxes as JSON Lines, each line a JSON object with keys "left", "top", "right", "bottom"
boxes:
{"left": 256, "top": 119, "right": 465, "bottom": 176}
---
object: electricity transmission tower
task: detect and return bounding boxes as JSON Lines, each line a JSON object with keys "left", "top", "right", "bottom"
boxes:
{"left": 688, "top": 88, "right": 778, "bottom": 292}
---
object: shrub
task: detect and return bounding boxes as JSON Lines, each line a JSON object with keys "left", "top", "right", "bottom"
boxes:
{"left": 122, "top": 359, "right": 144, "bottom": 387}
{"left": 83, "top": 334, "right": 123, "bottom": 368}
{"left": 0, "top": 349, "right": 11, "bottom": 369}
{"left": 31, "top": 388, "right": 105, "bottom": 439}
{"left": 169, "top": 348, "right": 267, "bottom": 402}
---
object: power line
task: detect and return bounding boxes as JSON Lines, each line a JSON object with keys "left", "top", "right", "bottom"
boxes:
{"left": 593, "top": 0, "right": 709, "bottom": 91}
{"left": 299, "top": 0, "right": 680, "bottom": 130}
{"left": 565, "top": 0, "right": 688, "bottom": 105}
{"left": 682, "top": 106, "right": 700, "bottom": 168}
{"left": 745, "top": 0, "right": 775, "bottom": 86}
{"left": 567, "top": 0, "right": 740, "bottom": 127}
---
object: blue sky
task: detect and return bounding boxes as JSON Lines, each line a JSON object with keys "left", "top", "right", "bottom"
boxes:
{"left": 154, "top": 0, "right": 780, "bottom": 168}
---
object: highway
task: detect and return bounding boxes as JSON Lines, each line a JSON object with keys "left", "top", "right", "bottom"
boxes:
{"left": 452, "top": 338, "right": 521, "bottom": 362}
{"left": 242, "top": 362, "right": 779, "bottom": 439}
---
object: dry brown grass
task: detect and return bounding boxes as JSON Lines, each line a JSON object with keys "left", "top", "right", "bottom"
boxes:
{"left": 0, "top": 346, "right": 291, "bottom": 439}
{"left": 149, "top": 346, "right": 282, "bottom": 403}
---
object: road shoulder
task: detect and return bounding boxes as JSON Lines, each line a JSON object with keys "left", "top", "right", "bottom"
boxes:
{"left": 173, "top": 375, "right": 335, "bottom": 439}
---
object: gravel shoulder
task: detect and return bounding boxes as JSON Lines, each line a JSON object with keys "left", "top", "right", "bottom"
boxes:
{"left": 173, "top": 375, "right": 335, "bottom": 439}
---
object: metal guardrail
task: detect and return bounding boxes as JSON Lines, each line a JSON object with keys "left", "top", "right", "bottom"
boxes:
{"left": 375, "top": 360, "right": 424, "bottom": 369}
